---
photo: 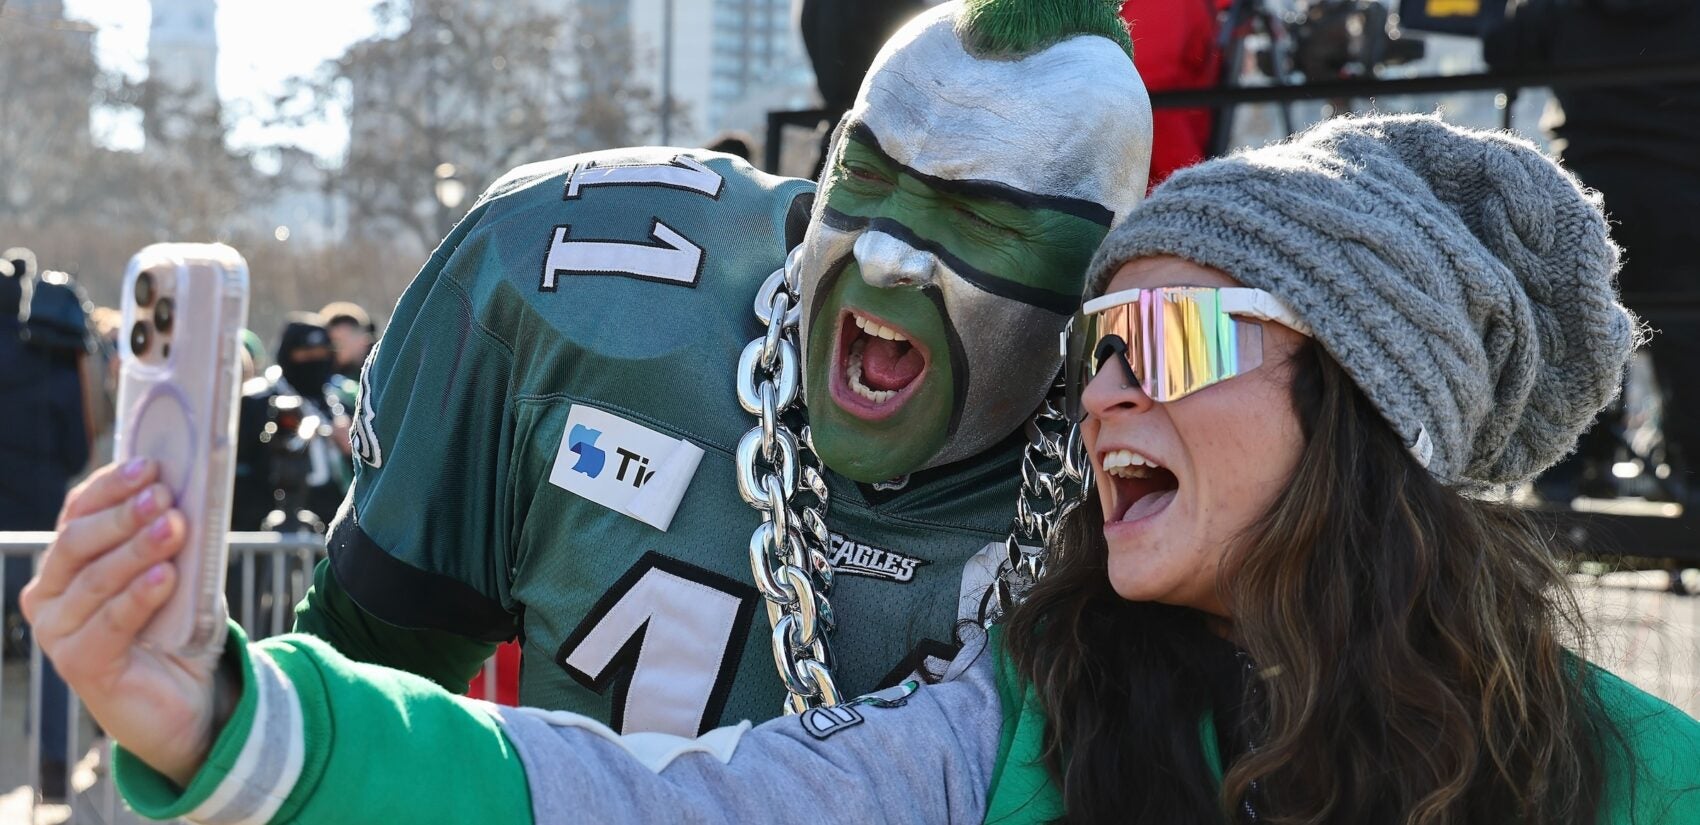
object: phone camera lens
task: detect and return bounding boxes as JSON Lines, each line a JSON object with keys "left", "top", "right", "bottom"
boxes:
{"left": 130, "top": 321, "right": 151, "bottom": 356}
{"left": 134, "top": 271, "right": 157, "bottom": 307}
{"left": 154, "top": 297, "right": 174, "bottom": 334}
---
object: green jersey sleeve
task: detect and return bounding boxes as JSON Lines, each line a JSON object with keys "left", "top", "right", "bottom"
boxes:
{"left": 112, "top": 623, "right": 533, "bottom": 825}
{"left": 291, "top": 557, "right": 496, "bottom": 693}
{"left": 323, "top": 191, "right": 525, "bottom": 643}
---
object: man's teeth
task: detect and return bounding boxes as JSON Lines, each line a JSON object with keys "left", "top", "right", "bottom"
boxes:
{"left": 1103, "top": 449, "right": 1164, "bottom": 479}
{"left": 846, "top": 339, "right": 897, "bottom": 403}
{"left": 853, "top": 313, "right": 908, "bottom": 342}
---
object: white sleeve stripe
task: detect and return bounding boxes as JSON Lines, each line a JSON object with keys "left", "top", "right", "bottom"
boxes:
{"left": 186, "top": 652, "right": 307, "bottom": 825}
{"left": 242, "top": 655, "right": 305, "bottom": 825}
{"left": 183, "top": 652, "right": 273, "bottom": 823}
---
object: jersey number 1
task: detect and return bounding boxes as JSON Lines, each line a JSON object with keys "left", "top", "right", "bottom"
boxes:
{"left": 540, "top": 155, "right": 725, "bottom": 291}
{"left": 557, "top": 552, "right": 757, "bottom": 738}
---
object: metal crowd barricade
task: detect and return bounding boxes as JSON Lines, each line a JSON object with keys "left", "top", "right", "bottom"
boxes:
{"left": 1570, "top": 561, "right": 1700, "bottom": 719}
{"left": 3, "top": 531, "right": 324, "bottom": 823}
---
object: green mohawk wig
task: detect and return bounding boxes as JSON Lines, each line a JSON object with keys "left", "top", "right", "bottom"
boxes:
{"left": 955, "top": 0, "right": 1133, "bottom": 60}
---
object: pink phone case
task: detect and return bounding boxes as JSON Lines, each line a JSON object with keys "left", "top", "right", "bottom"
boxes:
{"left": 115, "top": 243, "right": 248, "bottom": 657}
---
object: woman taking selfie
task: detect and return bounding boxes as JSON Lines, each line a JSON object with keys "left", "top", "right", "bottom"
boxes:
{"left": 25, "top": 114, "right": 1700, "bottom": 824}
{"left": 999, "top": 112, "right": 1700, "bottom": 824}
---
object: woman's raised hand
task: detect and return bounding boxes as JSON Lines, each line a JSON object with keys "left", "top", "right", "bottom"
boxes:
{"left": 20, "top": 458, "right": 222, "bottom": 787}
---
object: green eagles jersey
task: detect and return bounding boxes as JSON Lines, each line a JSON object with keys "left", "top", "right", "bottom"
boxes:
{"left": 316, "top": 146, "right": 1025, "bottom": 736}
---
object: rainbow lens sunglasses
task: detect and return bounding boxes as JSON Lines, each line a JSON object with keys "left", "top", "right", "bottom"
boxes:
{"left": 1063, "top": 286, "right": 1312, "bottom": 421}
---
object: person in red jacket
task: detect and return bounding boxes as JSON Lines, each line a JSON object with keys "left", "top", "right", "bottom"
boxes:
{"left": 1121, "top": 0, "right": 1223, "bottom": 187}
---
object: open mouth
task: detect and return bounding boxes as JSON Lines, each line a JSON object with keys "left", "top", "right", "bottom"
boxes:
{"left": 829, "top": 308, "right": 931, "bottom": 421}
{"left": 1102, "top": 449, "right": 1180, "bottom": 525}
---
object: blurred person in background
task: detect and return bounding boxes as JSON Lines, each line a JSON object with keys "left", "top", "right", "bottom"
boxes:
{"left": 310, "top": 307, "right": 362, "bottom": 470}
{"left": 231, "top": 314, "right": 352, "bottom": 535}
{"left": 86, "top": 306, "right": 124, "bottom": 469}
{"left": 239, "top": 328, "right": 266, "bottom": 384}
{"left": 1487, "top": 0, "right": 1700, "bottom": 593}
{"left": 320, "top": 300, "right": 377, "bottom": 383}
{"left": 0, "top": 247, "right": 94, "bottom": 802}
{"left": 705, "top": 130, "right": 755, "bottom": 162}
{"left": 231, "top": 316, "right": 354, "bottom": 639}
{"left": 1120, "top": 0, "right": 1222, "bottom": 187}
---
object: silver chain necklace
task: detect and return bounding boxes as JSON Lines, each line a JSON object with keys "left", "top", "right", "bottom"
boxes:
{"left": 739, "top": 260, "right": 1090, "bottom": 712}
{"left": 739, "top": 258, "right": 841, "bottom": 713}
{"left": 979, "top": 385, "right": 1093, "bottom": 626}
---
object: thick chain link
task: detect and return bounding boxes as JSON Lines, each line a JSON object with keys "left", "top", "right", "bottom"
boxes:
{"left": 980, "top": 387, "right": 1093, "bottom": 626}
{"left": 740, "top": 258, "right": 841, "bottom": 714}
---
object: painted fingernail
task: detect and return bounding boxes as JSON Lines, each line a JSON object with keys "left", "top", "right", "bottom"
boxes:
{"left": 121, "top": 458, "right": 148, "bottom": 481}
{"left": 147, "top": 514, "right": 173, "bottom": 541}
{"left": 145, "top": 564, "right": 168, "bottom": 585}
{"left": 135, "top": 487, "right": 160, "bottom": 518}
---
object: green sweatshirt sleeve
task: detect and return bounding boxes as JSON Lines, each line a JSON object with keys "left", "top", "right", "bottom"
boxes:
{"left": 982, "top": 627, "right": 1065, "bottom": 823}
{"left": 291, "top": 556, "right": 497, "bottom": 694}
{"left": 113, "top": 622, "right": 532, "bottom": 825}
{"left": 1592, "top": 665, "right": 1700, "bottom": 824}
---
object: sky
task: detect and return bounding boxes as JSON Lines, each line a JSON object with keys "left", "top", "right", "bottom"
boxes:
{"left": 62, "top": 0, "right": 383, "bottom": 161}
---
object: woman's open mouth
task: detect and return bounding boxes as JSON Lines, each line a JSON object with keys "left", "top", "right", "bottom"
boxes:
{"left": 1102, "top": 449, "right": 1179, "bottom": 526}
{"left": 830, "top": 308, "right": 931, "bottom": 421}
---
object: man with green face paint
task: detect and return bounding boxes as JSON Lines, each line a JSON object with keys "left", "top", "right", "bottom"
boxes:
{"left": 261, "top": 0, "right": 1151, "bottom": 751}
{"left": 801, "top": 7, "right": 1151, "bottom": 482}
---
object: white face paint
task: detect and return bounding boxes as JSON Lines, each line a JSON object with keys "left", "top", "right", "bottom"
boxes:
{"left": 791, "top": 3, "right": 1156, "bottom": 479}
{"left": 852, "top": 2, "right": 1153, "bottom": 228}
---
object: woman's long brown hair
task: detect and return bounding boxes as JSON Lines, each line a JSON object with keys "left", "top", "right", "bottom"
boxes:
{"left": 1002, "top": 342, "right": 1619, "bottom": 824}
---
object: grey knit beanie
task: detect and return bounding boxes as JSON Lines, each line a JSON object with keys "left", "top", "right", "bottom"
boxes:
{"left": 1085, "top": 113, "right": 1640, "bottom": 488}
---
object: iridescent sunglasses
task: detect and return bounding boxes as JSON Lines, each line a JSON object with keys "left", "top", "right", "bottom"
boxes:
{"left": 1063, "top": 286, "right": 1312, "bottom": 421}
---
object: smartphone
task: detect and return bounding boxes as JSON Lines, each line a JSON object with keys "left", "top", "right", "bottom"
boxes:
{"left": 116, "top": 243, "right": 249, "bottom": 656}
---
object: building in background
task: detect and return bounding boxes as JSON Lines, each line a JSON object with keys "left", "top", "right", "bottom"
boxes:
{"left": 626, "top": 0, "right": 816, "bottom": 146}
{"left": 498, "top": 0, "right": 817, "bottom": 148}
{"left": 147, "top": 0, "right": 220, "bottom": 143}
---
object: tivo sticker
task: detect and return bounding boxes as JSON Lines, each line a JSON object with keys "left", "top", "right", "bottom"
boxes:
{"left": 548, "top": 404, "right": 705, "bottom": 532}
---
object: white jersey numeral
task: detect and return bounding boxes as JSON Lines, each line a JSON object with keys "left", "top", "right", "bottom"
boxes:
{"left": 558, "top": 554, "right": 754, "bottom": 737}
{"left": 541, "top": 221, "right": 704, "bottom": 289}
{"left": 564, "top": 154, "right": 725, "bottom": 200}
{"left": 540, "top": 154, "right": 725, "bottom": 291}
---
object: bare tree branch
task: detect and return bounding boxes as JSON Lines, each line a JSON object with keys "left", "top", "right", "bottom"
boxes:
{"left": 266, "top": 0, "right": 676, "bottom": 249}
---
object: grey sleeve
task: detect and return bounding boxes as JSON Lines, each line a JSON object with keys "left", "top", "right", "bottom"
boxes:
{"left": 496, "top": 633, "right": 1002, "bottom": 825}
